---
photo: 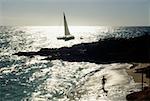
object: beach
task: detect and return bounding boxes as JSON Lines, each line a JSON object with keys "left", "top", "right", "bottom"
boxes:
{"left": 126, "top": 63, "right": 150, "bottom": 101}
{"left": 126, "top": 63, "right": 150, "bottom": 85}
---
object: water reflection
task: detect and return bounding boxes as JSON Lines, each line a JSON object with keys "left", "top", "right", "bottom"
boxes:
{"left": 0, "top": 26, "right": 149, "bottom": 100}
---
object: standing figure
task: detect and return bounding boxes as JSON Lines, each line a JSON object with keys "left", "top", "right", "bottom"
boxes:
{"left": 102, "top": 76, "right": 108, "bottom": 93}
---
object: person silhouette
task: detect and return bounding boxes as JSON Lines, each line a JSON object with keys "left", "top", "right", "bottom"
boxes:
{"left": 102, "top": 76, "right": 108, "bottom": 93}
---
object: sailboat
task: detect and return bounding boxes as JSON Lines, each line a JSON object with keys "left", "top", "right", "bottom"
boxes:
{"left": 57, "top": 13, "right": 75, "bottom": 41}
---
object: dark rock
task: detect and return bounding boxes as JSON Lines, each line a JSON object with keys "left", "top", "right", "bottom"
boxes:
{"left": 13, "top": 34, "right": 150, "bottom": 64}
{"left": 126, "top": 87, "right": 150, "bottom": 101}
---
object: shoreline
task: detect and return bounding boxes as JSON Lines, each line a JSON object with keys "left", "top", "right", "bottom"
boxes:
{"left": 126, "top": 63, "right": 150, "bottom": 101}
{"left": 14, "top": 34, "right": 150, "bottom": 64}
{"left": 126, "top": 63, "right": 150, "bottom": 85}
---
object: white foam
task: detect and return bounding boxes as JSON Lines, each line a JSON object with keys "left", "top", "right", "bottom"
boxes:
{"left": 27, "top": 61, "right": 141, "bottom": 101}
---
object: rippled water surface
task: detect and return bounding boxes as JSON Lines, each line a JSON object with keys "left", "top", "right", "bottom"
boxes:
{"left": 0, "top": 26, "right": 149, "bottom": 101}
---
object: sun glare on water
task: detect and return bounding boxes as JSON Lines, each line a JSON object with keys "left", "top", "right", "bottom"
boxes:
{"left": 23, "top": 26, "right": 108, "bottom": 49}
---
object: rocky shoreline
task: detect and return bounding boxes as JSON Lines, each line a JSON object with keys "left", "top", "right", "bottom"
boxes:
{"left": 13, "top": 34, "right": 150, "bottom": 100}
{"left": 126, "top": 63, "right": 150, "bottom": 101}
{"left": 14, "top": 34, "right": 150, "bottom": 64}
{"left": 126, "top": 87, "right": 150, "bottom": 101}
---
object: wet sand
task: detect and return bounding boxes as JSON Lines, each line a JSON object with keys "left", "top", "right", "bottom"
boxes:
{"left": 126, "top": 63, "right": 150, "bottom": 100}
{"left": 126, "top": 63, "right": 150, "bottom": 85}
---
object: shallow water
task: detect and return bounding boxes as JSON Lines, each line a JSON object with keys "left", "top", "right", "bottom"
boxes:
{"left": 0, "top": 26, "right": 149, "bottom": 101}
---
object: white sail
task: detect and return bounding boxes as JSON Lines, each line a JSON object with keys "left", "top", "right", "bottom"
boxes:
{"left": 63, "top": 13, "right": 70, "bottom": 36}
{"left": 57, "top": 12, "right": 74, "bottom": 41}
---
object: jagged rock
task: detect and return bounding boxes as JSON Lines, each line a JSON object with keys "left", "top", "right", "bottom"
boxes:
{"left": 14, "top": 34, "right": 150, "bottom": 64}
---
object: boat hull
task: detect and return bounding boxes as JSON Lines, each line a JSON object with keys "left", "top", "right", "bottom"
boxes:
{"left": 57, "top": 35, "right": 75, "bottom": 41}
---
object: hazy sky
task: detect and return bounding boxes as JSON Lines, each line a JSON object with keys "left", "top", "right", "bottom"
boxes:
{"left": 0, "top": 0, "right": 149, "bottom": 26}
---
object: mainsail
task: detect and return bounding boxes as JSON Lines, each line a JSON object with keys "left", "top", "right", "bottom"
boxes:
{"left": 64, "top": 13, "right": 70, "bottom": 36}
{"left": 57, "top": 12, "right": 74, "bottom": 41}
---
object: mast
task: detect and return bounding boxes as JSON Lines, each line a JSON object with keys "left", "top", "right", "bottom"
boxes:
{"left": 63, "top": 12, "right": 70, "bottom": 36}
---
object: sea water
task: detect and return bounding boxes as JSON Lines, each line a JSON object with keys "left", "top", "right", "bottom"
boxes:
{"left": 0, "top": 26, "right": 150, "bottom": 101}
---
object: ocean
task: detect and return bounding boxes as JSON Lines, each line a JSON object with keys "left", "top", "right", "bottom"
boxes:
{"left": 0, "top": 26, "right": 150, "bottom": 101}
